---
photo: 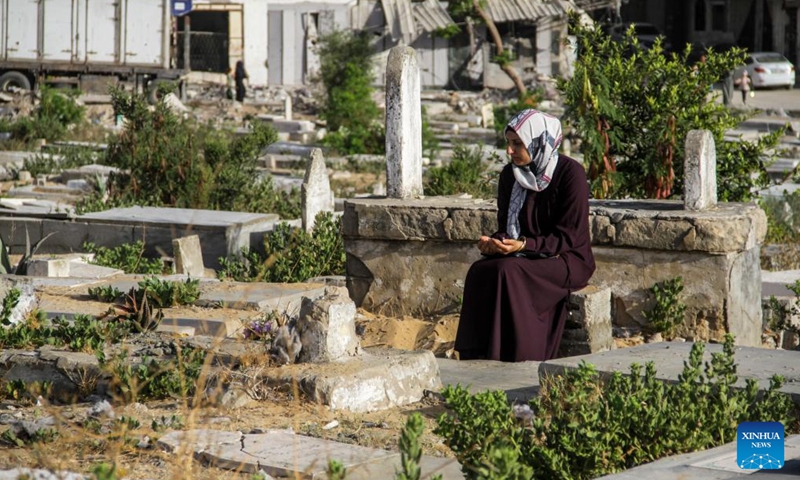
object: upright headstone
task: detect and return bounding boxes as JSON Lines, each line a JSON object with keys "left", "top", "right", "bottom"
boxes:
{"left": 284, "top": 95, "right": 293, "bottom": 121}
{"left": 173, "top": 235, "right": 205, "bottom": 277}
{"left": 385, "top": 46, "right": 423, "bottom": 199}
{"left": 684, "top": 129, "right": 717, "bottom": 211}
{"left": 301, "top": 148, "right": 334, "bottom": 231}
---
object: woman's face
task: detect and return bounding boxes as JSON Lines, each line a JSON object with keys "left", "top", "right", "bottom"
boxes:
{"left": 505, "top": 130, "right": 532, "bottom": 166}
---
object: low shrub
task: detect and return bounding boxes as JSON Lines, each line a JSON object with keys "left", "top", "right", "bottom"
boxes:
{"left": 435, "top": 334, "right": 797, "bottom": 479}
{"left": 425, "top": 143, "right": 497, "bottom": 199}
{"left": 0, "top": 86, "right": 84, "bottom": 146}
{"left": 219, "top": 212, "right": 345, "bottom": 283}
{"left": 83, "top": 241, "right": 165, "bottom": 275}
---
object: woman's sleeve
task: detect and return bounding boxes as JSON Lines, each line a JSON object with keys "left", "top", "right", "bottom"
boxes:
{"left": 493, "top": 166, "right": 511, "bottom": 239}
{"left": 525, "top": 160, "right": 590, "bottom": 255}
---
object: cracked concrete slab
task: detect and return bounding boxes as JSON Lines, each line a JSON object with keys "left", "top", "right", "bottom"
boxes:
{"left": 158, "top": 429, "right": 399, "bottom": 478}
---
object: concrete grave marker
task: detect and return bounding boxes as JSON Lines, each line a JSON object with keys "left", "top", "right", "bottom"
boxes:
{"left": 684, "top": 129, "right": 717, "bottom": 211}
{"left": 301, "top": 148, "right": 334, "bottom": 232}
{"left": 284, "top": 95, "right": 293, "bottom": 121}
{"left": 172, "top": 235, "right": 205, "bottom": 277}
{"left": 385, "top": 46, "right": 423, "bottom": 199}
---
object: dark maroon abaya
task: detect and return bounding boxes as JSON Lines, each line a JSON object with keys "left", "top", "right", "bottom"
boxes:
{"left": 454, "top": 155, "right": 595, "bottom": 362}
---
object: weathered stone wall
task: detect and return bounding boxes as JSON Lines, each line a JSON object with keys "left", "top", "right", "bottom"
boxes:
{"left": 343, "top": 197, "right": 767, "bottom": 346}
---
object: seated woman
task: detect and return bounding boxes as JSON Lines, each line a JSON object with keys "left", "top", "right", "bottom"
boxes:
{"left": 455, "top": 109, "right": 596, "bottom": 362}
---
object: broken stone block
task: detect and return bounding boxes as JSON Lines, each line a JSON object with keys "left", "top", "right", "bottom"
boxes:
{"left": 263, "top": 348, "right": 442, "bottom": 412}
{"left": 559, "top": 286, "right": 613, "bottom": 357}
{"left": 17, "top": 171, "right": 31, "bottom": 183}
{"left": 26, "top": 258, "right": 70, "bottom": 277}
{"left": 296, "top": 289, "right": 360, "bottom": 363}
{"left": 172, "top": 235, "right": 205, "bottom": 278}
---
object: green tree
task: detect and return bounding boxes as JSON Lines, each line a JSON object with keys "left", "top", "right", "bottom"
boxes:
{"left": 315, "top": 30, "right": 384, "bottom": 155}
{"left": 558, "top": 15, "right": 776, "bottom": 201}
{"left": 436, "top": 0, "right": 526, "bottom": 95}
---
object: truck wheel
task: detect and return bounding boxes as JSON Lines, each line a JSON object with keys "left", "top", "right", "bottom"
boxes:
{"left": 0, "top": 71, "right": 32, "bottom": 92}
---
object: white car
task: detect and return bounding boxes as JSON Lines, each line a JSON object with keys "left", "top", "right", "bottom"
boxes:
{"left": 737, "top": 52, "right": 796, "bottom": 89}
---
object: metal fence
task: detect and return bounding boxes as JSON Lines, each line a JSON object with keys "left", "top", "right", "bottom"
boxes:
{"left": 176, "top": 32, "right": 229, "bottom": 73}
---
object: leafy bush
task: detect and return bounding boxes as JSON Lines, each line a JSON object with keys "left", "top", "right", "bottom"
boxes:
{"left": 425, "top": 144, "right": 497, "bottom": 199}
{"left": 83, "top": 241, "right": 165, "bottom": 274}
{"left": 435, "top": 335, "right": 797, "bottom": 480}
{"left": 315, "top": 30, "right": 384, "bottom": 155}
{"left": 77, "top": 88, "right": 300, "bottom": 216}
{"left": 0, "top": 86, "right": 84, "bottom": 145}
{"left": 558, "top": 14, "right": 777, "bottom": 201}
{"left": 219, "top": 212, "right": 345, "bottom": 283}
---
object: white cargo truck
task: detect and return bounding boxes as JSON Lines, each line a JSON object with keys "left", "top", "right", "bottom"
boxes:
{"left": 0, "top": 0, "right": 185, "bottom": 100}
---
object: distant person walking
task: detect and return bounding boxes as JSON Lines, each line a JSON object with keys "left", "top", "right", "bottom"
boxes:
{"left": 234, "top": 60, "right": 248, "bottom": 103}
{"left": 737, "top": 69, "right": 752, "bottom": 105}
{"left": 225, "top": 67, "right": 234, "bottom": 100}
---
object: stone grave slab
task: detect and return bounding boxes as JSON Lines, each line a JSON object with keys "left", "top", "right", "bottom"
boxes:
{"left": 539, "top": 342, "right": 800, "bottom": 404}
{"left": 261, "top": 348, "right": 442, "bottom": 412}
{"left": 596, "top": 434, "right": 800, "bottom": 479}
{"left": 159, "top": 429, "right": 398, "bottom": 478}
{"left": 66, "top": 261, "right": 123, "bottom": 279}
{"left": 74, "top": 206, "right": 282, "bottom": 269}
{"left": 195, "top": 281, "right": 328, "bottom": 313}
{"left": 437, "top": 358, "right": 540, "bottom": 403}
{"left": 761, "top": 269, "right": 800, "bottom": 297}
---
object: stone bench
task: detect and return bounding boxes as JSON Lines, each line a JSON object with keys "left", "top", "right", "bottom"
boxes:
{"left": 560, "top": 285, "right": 613, "bottom": 357}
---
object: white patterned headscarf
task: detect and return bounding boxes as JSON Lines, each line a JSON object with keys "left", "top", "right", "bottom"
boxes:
{"left": 505, "top": 109, "right": 563, "bottom": 239}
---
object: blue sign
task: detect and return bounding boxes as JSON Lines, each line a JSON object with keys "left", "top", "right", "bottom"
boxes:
{"left": 737, "top": 422, "right": 784, "bottom": 470}
{"left": 171, "top": 0, "right": 192, "bottom": 16}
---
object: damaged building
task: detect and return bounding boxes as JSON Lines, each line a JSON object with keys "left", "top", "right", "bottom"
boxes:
{"left": 175, "top": 0, "right": 615, "bottom": 89}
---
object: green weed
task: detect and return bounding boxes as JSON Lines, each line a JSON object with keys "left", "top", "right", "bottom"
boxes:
{"left": 88, "top": 285, "right": 124, "bottom": 303}
{"left": 643, "top": 276, "right": 687, "bottom": 338}
{"left": 83, "top": 241, "right": 164, "bottom": 275}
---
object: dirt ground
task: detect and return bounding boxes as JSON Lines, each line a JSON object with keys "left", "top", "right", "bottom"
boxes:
{"left": 0, "top": 303, "right": 462, "bottom": 479}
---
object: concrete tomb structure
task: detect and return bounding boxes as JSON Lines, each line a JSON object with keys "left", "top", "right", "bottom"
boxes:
{"left": 0, "top": 206, "right": 283, "bottom": 270}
